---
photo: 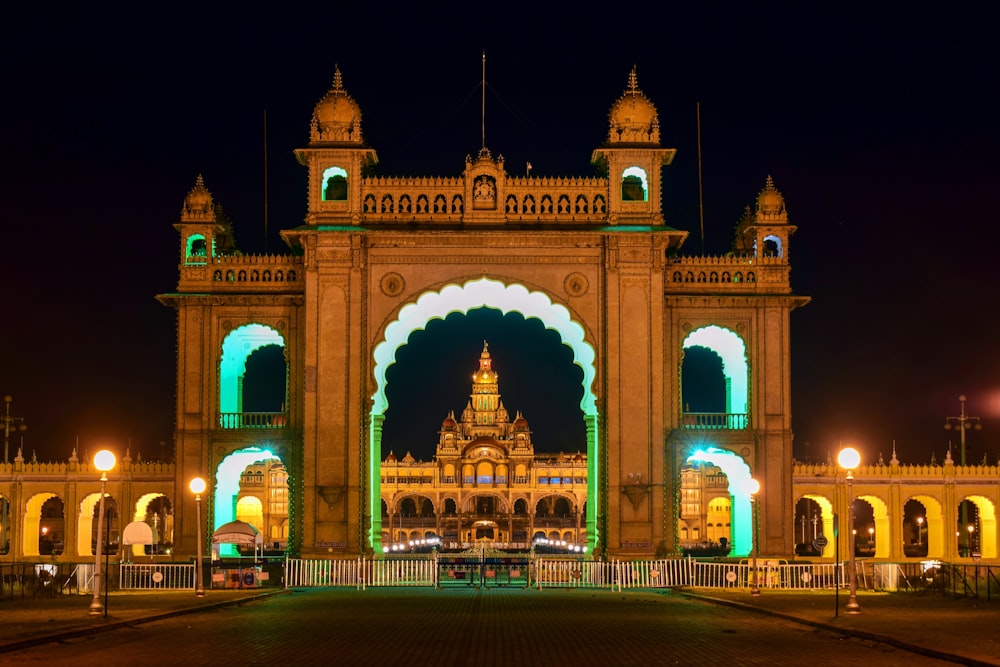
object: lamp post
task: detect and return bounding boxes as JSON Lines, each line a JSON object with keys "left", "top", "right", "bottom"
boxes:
{"left": 189, "top": 477, "right": 206, "bottom": 597}
{"left": 89, "top": 449, "right": 116, "bottom": 616}
{"left": 967, "top": 524, "right": 976, "bottom": 556}
{"left": 2, "top": 395, "right": 27, "bottom": 465}
{"left": 916, "top": 516, "right": 923, "bottom": 546}
{"left": 748, "top": 478, "right": 761, "bottom": 596}
{"left": 868, "top": 526, "right": 875, "bottom": 552}
{"left": 837, "top": 446, "right": 861, "bottom": 614}
{"left": 945, "top": 395, "right": 981, "bottom": 556}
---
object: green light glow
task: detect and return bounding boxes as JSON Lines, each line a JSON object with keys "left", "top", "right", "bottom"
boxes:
{"left": 621, "top": 166, "right": 649, "bottom": 202}
{"left": 687, "top": 447, "right": 754, "bottom": 557}
{"left": 185, "top": 234, "right": 209, "bottom": 261}
{"left": 682, "top": 325, "right": 748, "bottom": 416}
{"left": 214, "top": 447, "right": 275, "bottom": 557}
{"left": 321, "top": 166, "right": 348, "bottom": 201}
{"left": 369, "top": 277, "right": 600, "bottom": 554}
{"left": 220, "top": 324, "right": 285, "bottom": 416}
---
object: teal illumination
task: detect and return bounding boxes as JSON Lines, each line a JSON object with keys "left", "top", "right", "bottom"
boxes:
{"left": 682, "top": 325, "right": 748, "bottom": 416}
{"left": 687, "top": 447, "right": 754, "bottom": 557}
{"left": 220, "top": 324, "right": 285, "bottom": 416}
{"left": 213, "top": 447, "right": 275, "bottom": 557}
{"left": 369, "top": 277, "right": 600, "bottom": 554}
{"left": 185, "top": 234, "right": 209, "bottom": 261}
{"left": 621, "top": 166, "right": 649, "bottom": 202}
{"left": 321, "top": 166, "right": 348, "bottom": 201}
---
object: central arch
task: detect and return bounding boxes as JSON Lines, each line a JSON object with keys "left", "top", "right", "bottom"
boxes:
{"left": 369, "top": 277, "right": 600, "bottom": 553}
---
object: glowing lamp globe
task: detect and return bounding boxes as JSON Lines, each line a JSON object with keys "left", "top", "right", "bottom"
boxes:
{"left": 93, "top": 449, "right": 116, "bottom": 472}
{"left": 189, "top": 477, "right": 207, "bottom": 494}
{"left": 747, "top": 478, "right": 761, "bottom": 495}
{"left": 837, "top": 447, "right": 861, "bottom": 470}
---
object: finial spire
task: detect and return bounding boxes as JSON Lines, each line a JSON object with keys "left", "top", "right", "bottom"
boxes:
{"left": 627, "top": 66, "right": 639, "bottom": 95}
{"left": 332, "top": 64, "right": 344, "bottom": 92}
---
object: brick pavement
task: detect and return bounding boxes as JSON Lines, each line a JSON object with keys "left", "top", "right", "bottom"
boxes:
{"left": 1, "top": 587, "right": 998, "bottom": 666}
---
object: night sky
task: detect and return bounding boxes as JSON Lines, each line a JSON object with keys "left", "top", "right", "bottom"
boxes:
{"left": 2, "top": 4, "right": 997, "bottom": 466}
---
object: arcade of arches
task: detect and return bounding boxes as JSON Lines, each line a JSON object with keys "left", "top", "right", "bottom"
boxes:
{"left": 13, "top": 65, "right": 993, "bottom": 565}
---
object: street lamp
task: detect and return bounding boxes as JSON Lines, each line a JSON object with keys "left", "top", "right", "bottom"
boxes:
{"left": 967, "top": 524, "right": 976, "bottom": 556}
{"left": 916, "top": 516, "right": 924, "bottom": 546}
{"left": 89, "top": 449, "right": 116, "bottom": 616}
{"left": 837, "top": 446, "right": 861, "bottom": 615}
{"left": 748, "top": 478, "right": 761, "bottom": 596}
{"left": 189, "top": 477, "right": 207, "bottom": 597}
{"left": 868, "top": 526, "right": 875, "bottom": 550}
{"left": 2, "top": 395, "right": 27, "bottom": 465}
{"left": 945, "top": 395, "right": 981, "bottom": 554}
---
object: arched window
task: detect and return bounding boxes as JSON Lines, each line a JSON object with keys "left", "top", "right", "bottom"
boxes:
{"left": 621, "top": 166, "right": 648, "bottom": 201}
{"left": 321, "top": 166, "right": 348, "bottom": 201}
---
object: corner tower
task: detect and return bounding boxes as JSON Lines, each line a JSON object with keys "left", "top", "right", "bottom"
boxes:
{"left": 295, "top": 67, "right": 378, "bottom": 225}
{"left": 591, "top": 68, "right": 677, "bottom": 225}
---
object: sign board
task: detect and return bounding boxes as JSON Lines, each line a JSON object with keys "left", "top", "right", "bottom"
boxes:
{"left": 813, "top": 535, "right": 828, "bottom": 551}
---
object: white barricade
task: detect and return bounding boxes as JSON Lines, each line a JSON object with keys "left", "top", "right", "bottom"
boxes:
{"left": 120, "top": 563, "right": 196, "bottom": 590}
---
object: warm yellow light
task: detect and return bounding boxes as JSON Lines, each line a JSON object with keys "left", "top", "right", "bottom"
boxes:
{"left": 93, "top": 449, "right": 116, "bottom": 472}
{"left": 747, "top": 478, "right": 761, "bottom": 495}
{"left": 837, "top": 447, "right": 861, "bottom": 470}
{"left": 189, "top": 477, "right": 207, "bottom": 494}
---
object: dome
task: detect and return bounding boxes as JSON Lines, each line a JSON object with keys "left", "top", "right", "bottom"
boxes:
{"left": 607, "top": 67, "right": 660, "bottom": 145}
{"left": 441, "top": 413, "right": 457, "bottom": 430}
{"left": 181, "top": 174, "right": 214, "bottom": 221}
{"left": 512, "top": 411, "right": 530, "bottom": 431}
{"left": 402, "top": 451, "right": 416, "bottom": 463}
{"left": 756, "top": 175, "right": 787, "bottom": 217}
{"left": 310, "top": 66, "right": 364, "bottom": 145}
{"left": 385, "top": 451, "right": 397, "bottom": 463}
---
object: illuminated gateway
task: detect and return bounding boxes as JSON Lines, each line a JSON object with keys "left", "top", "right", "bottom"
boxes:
{"left": 381, "top": 343, "right": 587, "bottom": 549}
{"left": 155, "top": 65, "right": 807, "bottom": 560}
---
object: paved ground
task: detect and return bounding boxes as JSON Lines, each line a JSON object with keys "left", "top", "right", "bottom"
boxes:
{"left": 0, "top": 587, "right": 998, "bottom": 666}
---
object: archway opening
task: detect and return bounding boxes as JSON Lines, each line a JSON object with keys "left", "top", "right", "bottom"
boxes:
{"left": 856, "top": 495, "right": 889, "bottom": 558}
{"left": 131, "top": 493, "right": 173, "bottom": 557}
{"left": 682, "top": 326, "right": 748, "bottom": 429}
{"left": 686, "top": 447, "right": 754, "bottom": 556}
{"left": 962, "top": 495, "right": 996, "bottom": 559}
{"left": 213, "top": 447, "right": 280, "bottom": 557}
{"left": 903, "top": 496, "right": 942, "bottom": 559}
{"left": 219, "top": 324, "right": 286, "bottom": 427}
{"left": 370, "top": 278, "right": 599, "bottom": 554}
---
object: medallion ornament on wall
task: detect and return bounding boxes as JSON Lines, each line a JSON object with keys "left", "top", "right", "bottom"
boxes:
{"left": 564, "top": 272, "right": 589, "bottom": 297}
{"left": 380, "top": 272, "right": 405, "bottom": 297}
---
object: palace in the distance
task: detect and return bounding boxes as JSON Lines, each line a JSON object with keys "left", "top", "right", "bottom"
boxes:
{"left": 381, "top": 343, "right": 588, "bottom": 550}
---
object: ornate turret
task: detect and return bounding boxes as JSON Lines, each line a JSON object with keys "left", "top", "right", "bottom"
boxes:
{"left": 174, "top": 175, "right": 236, "bottom": 266}
{"left": 606, "top": 67, "right": 661, "bottom": 146}
{"left": 591, "top": 68, "right": 676, "bottom": 225}
{"left": 733, "top": 175, "right": 796, "bottom": 261}
{"left": 293, "top": 66, "right": 378, "bottom": 226}
{"left": 309, "top": 66, "right": 365, "bottom": 146}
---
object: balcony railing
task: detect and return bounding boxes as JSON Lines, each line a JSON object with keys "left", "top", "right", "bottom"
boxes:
{"left": 218, "top": 412, "right": 288, "bottom": 429}
{"left": 681, "top": 413, "right": 748, "bottom": 430}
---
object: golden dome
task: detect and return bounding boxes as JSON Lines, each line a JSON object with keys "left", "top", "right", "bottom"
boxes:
{"left": 181, "top": 174, "right": 214, "bottom": 221}
{"left": 310, "top": 66, "right": 363, "bottom": 145}
{"left": 756, "top": 175, "right": 786, "bottom": 217}
{"left": 607, "top": 67, "right": 660, "bottom": 145}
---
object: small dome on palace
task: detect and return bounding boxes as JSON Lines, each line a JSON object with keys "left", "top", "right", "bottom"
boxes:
{"left": 402, "top": 451, "right": 415, "bottom": 463}
{"left": 441, "top": 415, "right": 457, "bottom": 429}
{"left": 608, "top": 67, "right": 660, "bottom": 145}
{"left": 182, "top": 174, "right": 213, "bottom": 217}
{"left": 385, "top": 451, "right": 396, "bottom": 463}
{"left": 310, "top": 66, "right": 363, "bottom": 145}
{"left": 756, "top": 175, "right": 786, "bottom": 216}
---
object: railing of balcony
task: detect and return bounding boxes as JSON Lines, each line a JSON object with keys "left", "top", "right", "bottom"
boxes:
{"left": 680, "top": 413, "right": 748, "bottom": 430}
{"left": 218, "top": 412, "right": 288, "bottom": 429}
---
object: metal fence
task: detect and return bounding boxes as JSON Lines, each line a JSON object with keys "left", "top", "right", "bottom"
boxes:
{"left": 119, "top": 563, "right": 196, "bottom": 590}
